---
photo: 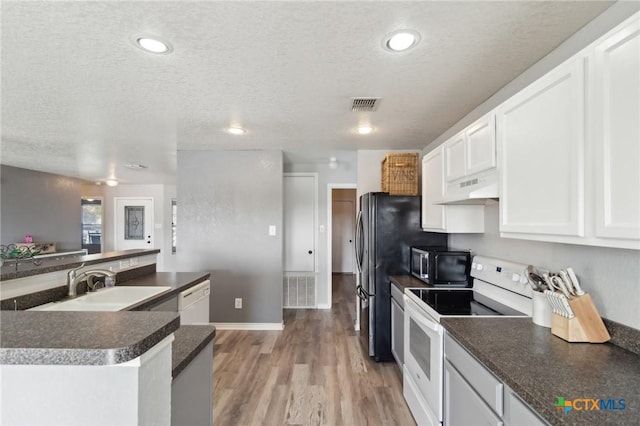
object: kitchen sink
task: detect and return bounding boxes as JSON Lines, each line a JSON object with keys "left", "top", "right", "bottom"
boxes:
{"left": 29, "top": 286, "right": 172, "bottom": 311}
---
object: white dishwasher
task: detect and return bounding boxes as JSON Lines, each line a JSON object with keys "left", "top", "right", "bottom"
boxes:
{"left": 178, "top": 280, "right": 211, "bottom": 325}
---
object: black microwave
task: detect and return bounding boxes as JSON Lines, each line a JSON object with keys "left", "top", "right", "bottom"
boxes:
{"left": 410, "top": 247, "right": 471, "bottom": 287}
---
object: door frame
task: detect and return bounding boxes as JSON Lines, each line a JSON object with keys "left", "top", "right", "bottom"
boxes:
{"left": 326, "top": 183, "right": 357, "bottom": 309}
{"left": 113, "top": 197, "right": 155, "bottom": 251}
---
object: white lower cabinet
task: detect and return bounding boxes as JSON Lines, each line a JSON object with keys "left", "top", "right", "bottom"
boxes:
{"left": 422, "top": 147, "right": 484, "bottom": 233}
{"left": 390, "top": 285, "right": 404, "bottom": 369}
{"left": 444, "top": 360, "right": 502, "bottom": 426}
{"left": 504, "top": 387, "right": 548, "bottom": 426}
{"left": 444, "top": 334, "right": 547, "bottom": 426}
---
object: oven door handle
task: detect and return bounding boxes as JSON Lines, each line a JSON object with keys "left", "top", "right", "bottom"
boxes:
{"left": 405, "top": 298, "right": 442, "bottom": 333}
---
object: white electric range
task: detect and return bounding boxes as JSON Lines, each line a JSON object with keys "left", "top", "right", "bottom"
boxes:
{"left": 403, "top": 256, "right": 534, "bottom": 426}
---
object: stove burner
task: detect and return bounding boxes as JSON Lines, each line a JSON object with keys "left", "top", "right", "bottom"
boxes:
{"left": 408, "top": 288, "right": 527, "bottom": 316}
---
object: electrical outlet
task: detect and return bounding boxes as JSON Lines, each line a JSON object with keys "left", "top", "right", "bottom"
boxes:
{"left": 119, "top": 259, "right": 130, "bottom": 269}
{"left": 235, "top": 298, "right": 242, "bottom": 309}
{"left": 130, "top": 258, "right": 139, "bottom": 266}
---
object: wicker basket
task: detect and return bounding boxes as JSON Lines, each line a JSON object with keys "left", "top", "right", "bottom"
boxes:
{"left": 381, "top": 152, "right": 419, "bottom": 195}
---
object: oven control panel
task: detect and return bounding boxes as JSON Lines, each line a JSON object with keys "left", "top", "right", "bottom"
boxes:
{"left": 471, "top": 256, "right": 532, "bottom": 297}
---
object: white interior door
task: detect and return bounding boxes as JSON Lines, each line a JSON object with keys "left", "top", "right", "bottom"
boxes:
{"left": 284, "top": 175, "right": 316, "bottom": 272}
{"left": 332, "top": 200, "right": 355, "bottom": 273}
{"left": 115, "top": 198, "right": 154, "bottom": 251}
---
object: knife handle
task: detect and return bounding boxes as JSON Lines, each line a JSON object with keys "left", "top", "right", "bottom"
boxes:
{"left": 566, "top": 267, "right": 585, "bottom": 296}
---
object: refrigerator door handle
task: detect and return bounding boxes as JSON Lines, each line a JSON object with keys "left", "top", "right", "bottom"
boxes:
{"left": 359, "top": 284, "right": 374, "bottom": 298}
{"left": 355, "top": 211, "right": 363, "bottom": 272}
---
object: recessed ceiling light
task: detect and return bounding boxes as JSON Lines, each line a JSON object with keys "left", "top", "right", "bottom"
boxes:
{"left": 357, "top": 126, "right": 374, "bottom": 135}
{"left": 132, "top": 34, "right": 173, "bottom": 54}
{"left": 383, "top": 30, "right": 420, "bottom": 52}
{"left": 105, "top": 179, "right": 119, "bottom": 187}
{"left": 227, "top": 127, "right": 246, "bottom": 135}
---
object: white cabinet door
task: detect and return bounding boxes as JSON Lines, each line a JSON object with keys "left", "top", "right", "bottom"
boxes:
{"left": 422, "top": 149, "right": 446, "bottom": 231}
{"left": 422, "top": 148, "right": 485, "bottom": 233}
{"left": 444, "top": 360, "right": 503, "bottom": 426}
{"left": 444, "top": 133, "right": 466, "bottom": 182}
{"left": 466, "top": 114, "right": 496, "bottom": 176}
{"left": 503, "top": 387, "right": 547, "bottom": 426}
{"left": 499, "top": 57, "right": 586, "bottom": 237}
{"left": 593, "top": 17, "right": 640, "bottom": 241}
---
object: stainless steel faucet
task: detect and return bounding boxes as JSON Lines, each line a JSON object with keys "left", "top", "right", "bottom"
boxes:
{"left": 67, "top": 263, "right": 117, "bottom": 297}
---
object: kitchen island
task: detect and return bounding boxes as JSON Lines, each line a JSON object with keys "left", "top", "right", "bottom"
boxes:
{"left": 442, "top": 317, "right": 640, "bottom": 426}
{"left": 0, "top": 250, "right": 216, "bottom": 425}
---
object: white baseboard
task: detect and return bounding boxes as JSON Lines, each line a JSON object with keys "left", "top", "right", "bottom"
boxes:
{"left": 317, "top": 303, "right": 331, "bottom": 309}
{"left": 212, "top": 322, "right": 285, "bottom": 331}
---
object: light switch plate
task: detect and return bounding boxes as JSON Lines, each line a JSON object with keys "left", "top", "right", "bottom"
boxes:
{"left": 269, "top": 225, "right": 276, "bottom": 236}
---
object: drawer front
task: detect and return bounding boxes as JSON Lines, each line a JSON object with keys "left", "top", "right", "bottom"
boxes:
{"left": 445, "top": 334, "right": 503, "bottom": 416}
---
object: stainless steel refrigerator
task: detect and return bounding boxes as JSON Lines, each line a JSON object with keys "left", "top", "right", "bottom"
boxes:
{"left": 355, "top": 192, "right": 447, "bottom": 362}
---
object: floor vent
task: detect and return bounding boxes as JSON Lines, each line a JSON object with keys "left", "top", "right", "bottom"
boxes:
{"left": 351, "top": 97, "right": 380, "bottom": 112}
{"left": 283, "top": 275, "right": 316, "bottom": 308}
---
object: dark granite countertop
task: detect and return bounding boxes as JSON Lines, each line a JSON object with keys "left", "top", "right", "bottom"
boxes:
{"left": 390, "top": 275, "right": 432, "bottom": 290}
{"left": 0, "top": 311, "right": 179, "bottom": 366}
{"left": 0, "top": 249, "right": 160, "bottom": 281}
{"left": 172, "top": 325, "right": 216, "bottom": 378}
{"left": 442, "top": 317, "right": 640, "bottom": 426}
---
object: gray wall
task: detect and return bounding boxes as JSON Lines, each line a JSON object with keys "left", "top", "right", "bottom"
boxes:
{"left": 431, "top": 3, "right": 640, "bottom": 331}
{"left": 177, "top": 150, "right": 283, "bottom": 324}
{"left": 450, "top": 204, "right": 640, "bottom": 329}
{"left": 1, "top": 165, "right": 82, "bottom": 250}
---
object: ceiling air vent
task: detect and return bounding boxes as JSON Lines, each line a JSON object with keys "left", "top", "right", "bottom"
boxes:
{"left": 351, "top": 98, "right": 380, "bottom": 112}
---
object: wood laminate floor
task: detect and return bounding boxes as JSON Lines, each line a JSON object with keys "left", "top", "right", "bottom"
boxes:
{"left": 212, "top": 273, "right": 416, "bottom": 426}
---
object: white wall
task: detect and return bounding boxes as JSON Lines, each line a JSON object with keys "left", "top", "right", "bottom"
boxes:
{"left": 102, "top": 184, "right": 173, "bottom": 271}
{"left": 284, "top": 151, "right": 357, "bottom": 308}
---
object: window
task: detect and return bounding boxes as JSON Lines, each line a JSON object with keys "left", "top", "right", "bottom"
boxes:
{"left": 81, "top": 198, "right": 102, "bottom": 253}
{"left": 172, "top": 199, "right": 177, "bottom": 254}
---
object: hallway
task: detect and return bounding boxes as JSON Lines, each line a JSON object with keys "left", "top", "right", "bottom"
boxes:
{"left": 212, "top": 274, "right": 415, "bottom": 425}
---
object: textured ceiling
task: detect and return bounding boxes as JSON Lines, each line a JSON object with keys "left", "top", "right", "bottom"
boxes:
{"left": 1, "top": 1, "right": 613, "bottom": 184}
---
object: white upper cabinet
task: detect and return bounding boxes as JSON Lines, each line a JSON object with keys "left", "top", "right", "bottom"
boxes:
{"left": 422, "top": 147, "right": 484, "bottom": 233}
{"left": 593, "top": 16, "right": 640, "bottom": 242}
{"left": 466, "top": 115, "right": 497, "bottom": 176}
{"left": 498, "top": 12, "right": 640, "bottom": 250}
{"left": 444, "top": 133, "right": 467, "bottom": 182}
{"left": 422, "top": 148, "right": 446, "bottom": 231}
{"left": 498, "top": 56, "right": 586, "bottom": 237}
{"left": 444, "top": 114, "right": 496, "bottom": 183}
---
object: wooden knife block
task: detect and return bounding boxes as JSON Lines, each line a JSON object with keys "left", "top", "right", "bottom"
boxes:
{"left": 551, "top": 293, "right": 610, "bottom": 343}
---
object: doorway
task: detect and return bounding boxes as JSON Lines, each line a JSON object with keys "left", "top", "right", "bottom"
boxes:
{"left": 114, "top": 197, "right": 154, "bottom": 251}
{"left": 81, "top": 197, "right": 103, "bottom": 254}
{"left": 331, "top": 190, "right": 356, "bottom": 273}
{"left": 327, "top": 184, "right": 357, "bottom": 315}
